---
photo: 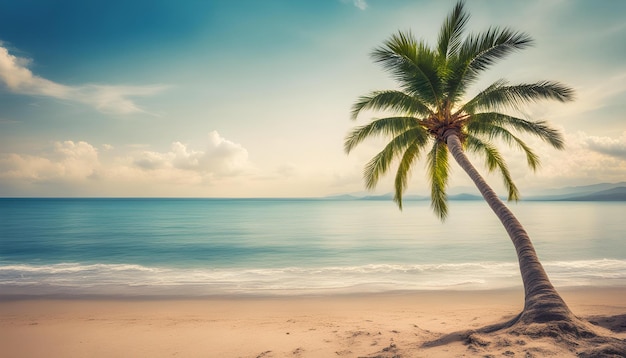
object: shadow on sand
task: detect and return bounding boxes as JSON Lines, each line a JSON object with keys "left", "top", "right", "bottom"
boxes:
{"left": 421, "top": 313, "right": 626, "bottom": 357}
{"left": 361, "top": 314, "right": 626, "bottom": 358}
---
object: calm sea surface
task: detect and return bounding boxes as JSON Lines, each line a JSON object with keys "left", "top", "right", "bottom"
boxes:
{"left": 1, "top": 198, "right": 624, "bottom": 296}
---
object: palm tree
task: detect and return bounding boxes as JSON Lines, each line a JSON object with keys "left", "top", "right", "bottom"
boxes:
{"left": 346, "top": 0, "right": 579, "bottom": 329}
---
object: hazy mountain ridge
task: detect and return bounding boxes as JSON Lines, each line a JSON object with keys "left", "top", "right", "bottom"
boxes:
{"left": 546, "top": 186, "right": 626, "bottom": 201}
{"left": 326, "top": 182, "right": 626, "bottom": 201}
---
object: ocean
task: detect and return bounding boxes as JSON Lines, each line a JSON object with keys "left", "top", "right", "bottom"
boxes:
{"left": 1, "top": 198, "right": 625, "bottom": 297}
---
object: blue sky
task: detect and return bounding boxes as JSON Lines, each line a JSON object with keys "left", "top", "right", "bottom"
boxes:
{"left": 0, "top": 0, "right": 625, "bottom": 197}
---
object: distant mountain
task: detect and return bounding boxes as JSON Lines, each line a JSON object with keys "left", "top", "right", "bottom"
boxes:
{"left": 527, "top": 182, "right": 626, "bottom": 198}
{"left": 526, "top": 183, "right": 626, "bottom": 201}
{"left": 324, "top": 182, "right": 626, "bottom": 202}
{"left": 325, "top": 192, "right": 482, "bottom": 201}
{"left": 449, "top": 193, "right": 482, "bottom": 200}
{"left": 359, "top": 193, "right": 428, "bottom": 201}
{"left": 358, "top": 193, "right": 393, "bottom": 200}
{"left": 359, "top": 193, "right": 484, "bottom": 201}
{"left": 320, "top": 194, "right": 359, "bottom": 201}
{"left": 560, "top": 187, "right": 626, "bottom": 201}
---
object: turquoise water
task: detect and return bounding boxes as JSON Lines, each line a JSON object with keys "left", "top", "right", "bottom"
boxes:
{"left": 1, "top": 198, "right": 625, "bottom": 296}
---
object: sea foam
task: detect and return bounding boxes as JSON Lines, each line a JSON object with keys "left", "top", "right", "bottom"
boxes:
{"left": 1, "top": 259, "right": 624, "bottom": 297}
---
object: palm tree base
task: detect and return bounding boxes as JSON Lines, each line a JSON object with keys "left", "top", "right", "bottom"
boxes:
{"left": 360, "top": 291, "right": 626, "bottom": 357}
{"left": 363, "top": 316, "right": 625, "bottom": 358}
{"left": 469, "top": 298, "right": 626, "bottom": 357}
{"left": 517, "top": 288, "right": 576, "bottom": 325}
{"left": 468, "top": 315, "right": 626, "bottom": 357}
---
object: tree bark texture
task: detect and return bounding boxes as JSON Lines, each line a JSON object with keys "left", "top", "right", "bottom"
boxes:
{"left": 445, "top": 133, "right": 572, "bottom": 323}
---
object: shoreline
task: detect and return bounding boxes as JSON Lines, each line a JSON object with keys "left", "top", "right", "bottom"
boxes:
{"left": 1, "top": 283, "right": 624, "bottom": 300}
{"left": 2, "top": 286, "right": 624, "bottom": 357}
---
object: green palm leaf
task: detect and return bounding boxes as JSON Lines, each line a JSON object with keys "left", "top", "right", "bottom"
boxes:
{"left": 427, "top": 141, "right": 449, "bottom": 220}
{"left": 372, "top": 31, "right": 443, "bottom": 106}
{"left": 458, "top": 27, "right": 533, "bottom": 85}
{"left": 467, "top": 118, "right": 540, "bottom": 170}
{"left": 344, "top": 116, "right": 422, "bottom": 154}
{"left": 466, "top": 135, "right": 520, "bottom": 200}
{"left": 394, "top": 141, "right": 426, "bottom": 210}
{"left": 469, "top": 112, "right": 564, "bottom": 149}
{"left": 463, "top": 80, "right": 575, "bottom": 113}
{"left": 445, "top": 27, "right": 533, "bottom": 102}
{"left": 351, "top": 90, "right": 433, "bottom": 120}
{"left": 437, "top": 0, "right": 470, "bottom": 59}
{"left": 363, "top": 128, "right": 429, "bottom": 189}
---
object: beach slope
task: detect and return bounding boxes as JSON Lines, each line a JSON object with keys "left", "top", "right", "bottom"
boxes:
{"left": 1, "top": 287, "right": 625, "bottom": 357}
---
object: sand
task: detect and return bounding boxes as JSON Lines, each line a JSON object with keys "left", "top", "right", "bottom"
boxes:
{"left": 1, "top": 287, "right": 625, "bottom": 357}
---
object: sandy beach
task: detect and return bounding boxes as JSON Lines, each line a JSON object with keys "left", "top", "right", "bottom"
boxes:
{"left": 1, "top": 287, "right": 625, "bottom": 357}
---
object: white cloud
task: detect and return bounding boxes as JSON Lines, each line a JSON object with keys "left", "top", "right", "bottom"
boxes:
{"left": 0, "top": 45, "right": 165, "bottom": 114}
{"left": 0, "top": 153, "right": 57, "bottom": 181}
{"left": 341, "top": 0, "right": 367, "bottom": 10}
{"left": 73, "top": 84, "right": 166, "bottom": 115}
{"left": 0, "top": 131, "right": 251, "bottom": 193}
{"left": 0, "top": 46, "right": 70, "bottom": 97}
{"left": 506, "top": 130, "right": 626, "bottom": 191}
{"left": 132, "top": 150, "right": 168, "bottom": 171}
{"left": 353, "top": 0, "right": 368, "bottom": 10}
{"left": 0, "top": 141, "right": 100, "bottom": 182}
{"left": 53, "top": 141, "right": 100, "bottom": 178}
{"left": 132, "top": 131, "right": 250, "bottom": 177}
{"left": 584, "top": 131, "right": 626, "bottom": 160}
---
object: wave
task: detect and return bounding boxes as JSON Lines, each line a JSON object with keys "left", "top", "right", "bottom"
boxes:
{"left": 1, "top": 259, "right": 625, "bottom": 297}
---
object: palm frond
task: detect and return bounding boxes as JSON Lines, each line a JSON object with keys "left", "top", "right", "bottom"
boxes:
{"left": 427, "top": 141, "right": 449, "bottom": 220}
{"left": 437, "top": 1, "right": 470, "bottom": 59}
{"left": 466, "top": 135, "right": 520, "bottom": 200}
{"left": 468, "top": 112, "right": 564, "bottom": 149}
{"left": 344, "top": 116, "right": 422, "bottom": 154}
{"left": 441, "top": 56, "right": 467, "bottom": 104}
{"left": 463, "top": 80, "right": 575, "bottom": 113}
{"left": 467, "top": 120, "right": 541, "bottom": 171}
{"left": 459, "top": 27, "right": 533, "bottom": 86}
{"left": 371, "top": 31, "right": 443, "bottom": 106}
{"left": 444, "top": 28, "right": 532, "bottom": 103}
{"left": 351, "top": 90, "right": 433, "bottom": 120}
{"left": 394, "top": 140, "right": 426, "bottom": 210}
{"left": 363, "top": 128, "right": 429, "bottom": 190}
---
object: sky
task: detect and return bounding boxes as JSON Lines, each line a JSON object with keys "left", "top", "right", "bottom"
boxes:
{"left": 0, "top": 0, "right": 624, "bottom": 198}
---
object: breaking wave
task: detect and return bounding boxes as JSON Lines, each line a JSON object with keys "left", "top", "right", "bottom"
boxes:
{"left": 1, "top": 259, "right": 625, "bottom": 297}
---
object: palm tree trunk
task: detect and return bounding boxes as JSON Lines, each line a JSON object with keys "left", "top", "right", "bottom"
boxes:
{"left": 445, "top": 133, "right": 572, "bottom": 324}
